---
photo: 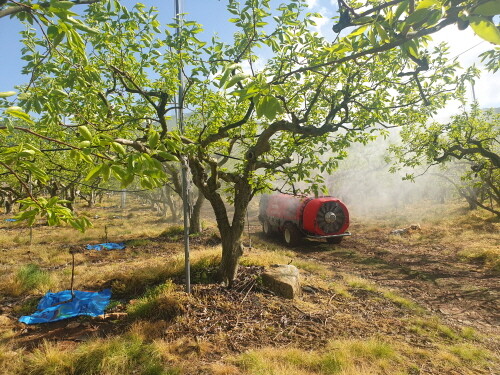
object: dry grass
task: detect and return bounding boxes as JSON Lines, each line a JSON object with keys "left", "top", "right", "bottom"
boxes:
{"left": 1, "top": 197, "right": 498, "bottom": 375}
{"left": 233, "top": 338, "right": 401, "bottom": 375}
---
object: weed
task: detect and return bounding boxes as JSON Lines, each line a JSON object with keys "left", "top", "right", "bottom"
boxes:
{"left": 460, "top": 327, "right": 477, "bottom": 340}
{"left": 159, "top": 225, "right": 185, "bottom": 241}
{"left": 190, "top": 254, "right": 220, "bottom": 284}
{"left": 0, "top": 343, "right": 23, "bottom": 374}
{"left": 409, "top": 317, "right": 460, "bottom": 340}
{"left": 448, "top": 343, "right": 491, "bottom": 364}
{"left": 344, "top": 276, "right": 378, "bottom": 292}
{"left": 2, "top": 264, "right": 53, "bottom": 296}
{"left": 382, "top": 291, "right": 421, "bottom": 311}
{"left": 458, "top": 247, "right": 500, "bottom": 274}
{"left": 127, "top": 281, "right": 186, "bottom": 321}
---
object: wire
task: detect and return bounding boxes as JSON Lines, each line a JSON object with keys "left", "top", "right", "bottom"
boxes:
{"left": 452, "top": 41, "right": 484, "bottom": 61}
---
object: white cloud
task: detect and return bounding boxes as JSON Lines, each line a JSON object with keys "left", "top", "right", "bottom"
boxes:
{"left": 306, "top": 0, "right": 318, "bottom": 9}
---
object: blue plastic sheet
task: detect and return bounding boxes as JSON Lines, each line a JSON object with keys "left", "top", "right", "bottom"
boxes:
{"left": 85, "top": 242, "right": 125, "bottom": 251}
{"left": 4, "top": 218, "right": 17, "bottom": 222}
{"left": 19, "top": 289, "right": 112, "bottom": 324}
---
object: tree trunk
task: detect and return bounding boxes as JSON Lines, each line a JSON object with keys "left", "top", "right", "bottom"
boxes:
{"left": 219, "top": 232, "right": 244, "bottom": 286}
{"left": 189, "top": 189, "right": 205, "bottom": 233}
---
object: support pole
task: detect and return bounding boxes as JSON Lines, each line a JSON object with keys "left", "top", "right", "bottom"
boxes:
{"left": 175, "top": 0, "right": 191, "bottom": 294}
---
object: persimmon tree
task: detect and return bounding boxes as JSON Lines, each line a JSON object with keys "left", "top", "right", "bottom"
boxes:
{"left": 2, "top": 0, "right": 499, "bottom": 284}
{"left": 391, "top": 105, "right": 500, "bottom": 216}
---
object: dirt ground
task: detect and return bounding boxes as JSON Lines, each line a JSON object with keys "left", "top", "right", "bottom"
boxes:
{"left": 1, "top": 203, "right": 499, "bottom": 374}
{"left": 291, "top": 222, "right": 499, "bottom": 337}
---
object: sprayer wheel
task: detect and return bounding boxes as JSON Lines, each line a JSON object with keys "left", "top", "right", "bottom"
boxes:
{"left": 262, "top": 220, "right": 272, "bottom": 235}
{"left": 283, "top": 223, "right": 301, "bottom": 247}
{"left": 326, "top": 237, "right": 343, "bottom": 245}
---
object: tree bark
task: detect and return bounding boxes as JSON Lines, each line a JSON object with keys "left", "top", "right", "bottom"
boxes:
{"left": 189, "top": 189, "right": 205, "bottom": 233}
{"left": 189, "top": 157, "right": 252, "bottom": 286}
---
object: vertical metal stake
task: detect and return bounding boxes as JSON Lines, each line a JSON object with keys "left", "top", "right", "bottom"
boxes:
{"left": 176, "top": 0, "right": 190, "bottom": 293}
{"left": 70, "top": 251, "right": 76, "bottom": 299}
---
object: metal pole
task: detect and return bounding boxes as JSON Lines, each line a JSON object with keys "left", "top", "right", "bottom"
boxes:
{"left": 175, "top": 0, "right": 191, "bottom": 294}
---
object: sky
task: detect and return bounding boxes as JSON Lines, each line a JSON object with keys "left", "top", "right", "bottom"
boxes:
{"left": 0, "top": 0, "right": 498, "bottom": 118}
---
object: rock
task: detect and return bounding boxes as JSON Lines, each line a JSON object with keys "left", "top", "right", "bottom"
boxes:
{"left": 262, "top": 264, "right": 301, "bottom": 299}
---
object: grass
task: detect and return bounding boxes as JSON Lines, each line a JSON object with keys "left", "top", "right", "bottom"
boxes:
{"left": 234, "top": 338, "right": 400, "bottom": 375}
{"left": 22, "top": 335, "right": 178, "bottom": 375}
{"left": 1, "top": 198, "right": 498, "bottom": 375}
{"left": 458, "top": 246, "right": 500, "bottom": 273}
{"left": 344, "top": 275, "right": 422, "bottom": 312}
{"left": 408, "top": 317, "right": 472, "bottom": 341}
{"left": 447, "top": 343, "right": 492, "bottom": 364}
{"left": 127, "top": 281, "right": 186, "bottom": 321}
{"left": 1, "top": 264, "right": 53, "bottom": 296}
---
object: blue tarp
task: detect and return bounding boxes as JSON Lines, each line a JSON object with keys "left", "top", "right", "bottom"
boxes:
{"left": 85, "top": 242, "right": 125, "bottom": 251}
{"left": 19, "top": 289, "right": 112, "bottom": 324}
{"left": 4, "top": 218, "right": 17, "bottom": 222}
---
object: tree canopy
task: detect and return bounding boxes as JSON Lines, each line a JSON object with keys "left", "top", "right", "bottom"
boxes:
{"left": 1, "top": 0, "right": 499, "bottom": 284}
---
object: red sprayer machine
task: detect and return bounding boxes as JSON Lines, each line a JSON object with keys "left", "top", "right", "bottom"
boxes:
{"left": 259, "top": 194, "right": 351, "bottom": 246}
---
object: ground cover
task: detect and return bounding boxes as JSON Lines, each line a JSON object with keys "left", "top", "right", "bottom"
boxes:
{"left": 0, "top": 198, "right": 498, "bottom": 374}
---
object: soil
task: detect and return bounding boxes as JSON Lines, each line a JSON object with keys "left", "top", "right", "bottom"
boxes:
{"left": 1, "top": 217, "right": 499, "bottom": 374}
{"left": 292, "top": 222, "right": 500, "bottom": 337}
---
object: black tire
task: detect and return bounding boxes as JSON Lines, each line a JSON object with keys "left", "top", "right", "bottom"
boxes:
{"left": 326, "top": 237, "right": 343, "bottom": 244}
{"left": 283, "top": 223, "right": 301, "bottom": 247}
{"left": 262, "top": 220, "right": 272, "bottom": 236}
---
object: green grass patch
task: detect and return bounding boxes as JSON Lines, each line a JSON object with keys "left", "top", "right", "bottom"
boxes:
{"left": 448, "top": 343, "right": 491, "bottom": 364}
{"left": 409, "top": 317, "right": 460, "bottom": 340}
{"left": 458, "top": 248, "right": 500, "bottom": 274}
{"left": 382, "top": 291, "right": 421, "bottom": 311}
{"left": 127, "top": 281, "right": 186, "bottom": 321}
{"left": 14, "top": 264, "right": 52, "bottom": 295}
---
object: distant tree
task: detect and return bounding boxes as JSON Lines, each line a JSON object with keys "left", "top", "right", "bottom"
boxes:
{"left": 391, "top": 105, "right": 500, "bottom": 216}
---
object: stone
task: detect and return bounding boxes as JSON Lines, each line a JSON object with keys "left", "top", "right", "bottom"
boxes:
{"left": 261, "top": 264, "right": 301, "bottom": 299}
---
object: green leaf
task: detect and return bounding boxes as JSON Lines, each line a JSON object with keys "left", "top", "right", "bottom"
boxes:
{"left": 225, "top": 73, "right": 247, "bottom": 89}
{"left": 5, "top": 106, "right": 34, "bottom": 125}
{"left": 473, "top": 1, "right": 500, "bottom": 17}
{"left": 394, "top": 0, "right": 408, "bottom": 21}
{"left": 402, "top": 40, "right": 419, "bottom": 58}
{"left": 72, "top": 22, "right": 99, "bottom": 35}
{"left": 101, "top": 163, "right": 111, "bottom": 181}
{"left": 416, "top": 0, "right": 440, "bottom": 10}
{"left": 111, "top": 142, "right": 126, "bottom": 155}
{"left": 148, "top": 131, "right": 159, "bottom": 149}
{"left": 78, "top": 125, "right": 93, "bottom": 141}
{"left": 157, "top": 151, "right": 179, "bottom": 162}
{"left": 51, "top": 1, "right": 74, "bottom": 10}
{"left": 348, "top": 25, "right": 368, "bottom": 37}
{"left": 85, "top": 164, "right": 102, "bottom": 181}
{"left": 258, "top": 96, "right": 283, "bottom": 121}
{"left": 405, "top": 9, "right": 428, "bottom": 25}
{"left": 469, "top": 16, "right": 500, "bottom": 45}
{"left": 374, "top": 23, "right": 389, "bottom": 42}
{"left": 0, "top": 91, "right": 16, "bottom": 98}
{"left": 219, "top": 63, "right": 240, "bottom": 88}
